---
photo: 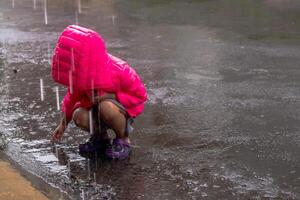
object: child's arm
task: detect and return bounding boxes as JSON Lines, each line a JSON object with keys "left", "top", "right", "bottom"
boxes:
{"left": 51, "top": 113, "right": 68, "bottom": 142}
{"left": 51, "top": 89, "right": 79, "bottom": 142}
{"left": 116, "top": 66, "right": 147, "bottom": 110}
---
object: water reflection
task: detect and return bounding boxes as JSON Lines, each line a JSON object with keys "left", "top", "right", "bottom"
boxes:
{"left": 0, "top": 0, "right": 300, "bottom": 199}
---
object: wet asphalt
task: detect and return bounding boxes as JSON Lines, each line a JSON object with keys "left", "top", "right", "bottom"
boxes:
{"left": 0, "top": 0, "right": 300, "bottom": 199}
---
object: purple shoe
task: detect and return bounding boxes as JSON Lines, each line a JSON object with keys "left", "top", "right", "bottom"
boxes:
{"left": 105, "top": 139, "right": 131, "bottom": 160}
{"left": 79, "top": 135, "right": 110, "bottom": 159}
{"left": 78, "top": 140, "right": 97, "bottom": 159}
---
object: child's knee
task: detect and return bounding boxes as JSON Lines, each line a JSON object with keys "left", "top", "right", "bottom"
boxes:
{"left": 72, "top": 108, "right": 89, "bottom": 129}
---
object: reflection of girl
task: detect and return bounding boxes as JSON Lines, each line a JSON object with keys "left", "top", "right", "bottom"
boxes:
{"left": 50, "top": 25, "right": 147, "bottom": 160}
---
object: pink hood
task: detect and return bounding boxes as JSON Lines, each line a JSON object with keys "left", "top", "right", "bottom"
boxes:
{"left": 51, "top": 25, "right": 147, "bottom": 118}
{"left": 52, "top": 25, "right": 113, "bottom": 90}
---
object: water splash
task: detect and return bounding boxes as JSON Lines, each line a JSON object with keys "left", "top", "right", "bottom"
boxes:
{"left": 89, "top": 110, "right": 93, "bottom": 134}
{"left": 86, "top": 158, "right": 91, "bottom": 179}
{"left": 44, "top": 0, "right": 48, "bottom": 25}
{"left": 81, "top": 189, "right": 85, "bottom": 200}
{"left": 67, "top": 159, "right": 71, "bottom": 178}
{"left": 33, "top": 0, "right": 36, "bottom": 10}
{"left": 93, "top": 172, "right": 97, "bottom": 183}
{"left": 152, "top": 148, "right": 159, "bottom": 162}
{"left": 47, "top": 43, "right": 51, "bottom": 64}
{"left": 77, "top": 0, "right": 82, "bottom": 14}
{"left": 40, "top": 79, "right": 44, "bottom": 101}
{"left": 55, "top": 144, "right": 60, "bottom": 158}
{"left": 112, "top": 16, "right": 116, "bottom": 26}
{"left": 55, "top": 86, "right": 60, "bottom": 111}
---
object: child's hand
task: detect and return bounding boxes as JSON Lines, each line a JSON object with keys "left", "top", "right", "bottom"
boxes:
{"left": 51, "top": 124, "right": 65, "bottom": 143}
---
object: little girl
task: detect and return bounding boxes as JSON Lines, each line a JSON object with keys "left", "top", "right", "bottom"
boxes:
{"left": 50, "top": 25, "right": 147, "bottom": 160}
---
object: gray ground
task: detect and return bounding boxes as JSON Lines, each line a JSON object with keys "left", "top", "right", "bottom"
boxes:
{"left": 0, "top": 0, "right": 300, "bottom": 199}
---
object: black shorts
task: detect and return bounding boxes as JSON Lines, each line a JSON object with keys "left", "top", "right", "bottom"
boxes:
{"left": 92, "top": 98, "right": 134, "bottom": 135}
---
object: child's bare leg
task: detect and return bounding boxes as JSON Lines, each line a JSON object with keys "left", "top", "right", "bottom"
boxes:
{"left": 98, "top": 100, "right": 129, "bottom": 143}
{"left": 72, "top": 108, "right": 90, "bottom": 131}
{"left": 73, "top": 107, "right": 106, "bottom": 138}
{"left": 72, "top": 102, "right": 128, "bottom": 142}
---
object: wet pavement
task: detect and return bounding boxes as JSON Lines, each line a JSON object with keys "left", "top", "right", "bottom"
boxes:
{"left": 0, "top": 0, "right": 300, "bottom": 199}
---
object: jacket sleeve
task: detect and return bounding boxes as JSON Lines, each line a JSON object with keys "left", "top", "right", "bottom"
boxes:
{"left": 116, "top": 66, "right": 147, "bottom": 109}
{"left": 61, "top": 89, "right": 80, "bottom": 121}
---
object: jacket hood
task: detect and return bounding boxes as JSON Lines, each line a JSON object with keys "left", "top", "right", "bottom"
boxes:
{"left": 51, "top": 25, "right": 113, "bottom": 91}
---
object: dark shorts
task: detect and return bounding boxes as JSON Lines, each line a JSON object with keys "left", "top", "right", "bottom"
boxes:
{"left": 74, "top": 98, "right": 134, "bottom": 135}
{"left": 103, "top": 99, "right": 134, "bottom": 135}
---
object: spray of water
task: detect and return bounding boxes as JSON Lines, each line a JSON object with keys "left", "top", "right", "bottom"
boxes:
{"left": 89, "top": 110, "right": 93, "bottom": 135}
{"left": 44, "top": 0, "right": 48, "bottom": 25}
{"left": 91, "top": 80, "right": 95, "bottom": 103}
{"left": 12, "top": 0, "right": 15, "bottom": 8}
{"left": 112, "top": 16, "right": 116, "bottom": 26}
{"left": 152, "top": 148, "right": 158, "bottom": 162}
{"left": 33, "top": 0, "right": 36, "bottom": 10}
{"left": 55, "top": 86, "right": 60, "bottom": 111}
{"left": 2, "top": 42, "right": 8, "bottom": 68}
{"left": 55, "top": 145, "right": 59, "bottom": 158}
{"left": 78, "top": 0, "right": 82, "bottom": 14}
{"left": 67, "top": 160, "right": 71, "bottom": 178}
{"left": 86, "top": 158, "right": 91, "bottom": 179}
{"left": 40, "top": 79, "right": 44, "bottom": 101}
{"left": 81, "top": 189, "right": 85, "bottom": 200}
{"left": 93, "top": 172, "right": 97, "bottom": 183}
{"left": 47, "top": 43, "right": 51, "bottom": 64}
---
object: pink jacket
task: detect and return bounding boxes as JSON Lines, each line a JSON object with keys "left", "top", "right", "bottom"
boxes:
{"left": 51, "top": 25, "right": 147, "bottom": 120}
